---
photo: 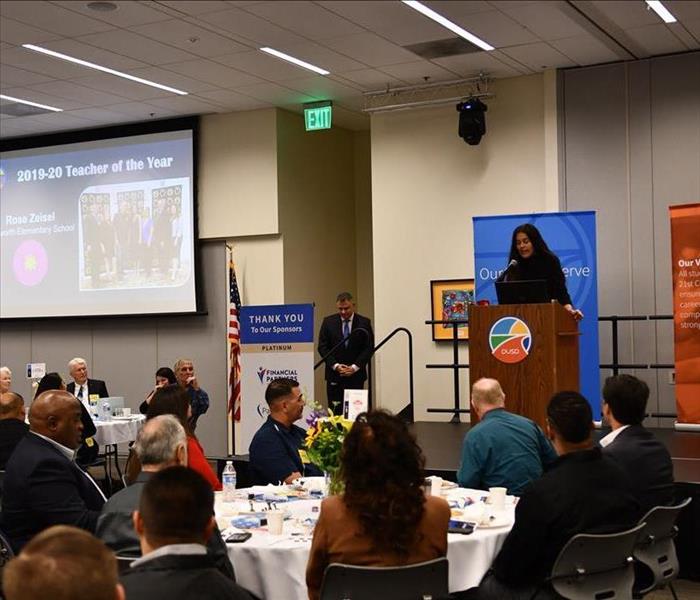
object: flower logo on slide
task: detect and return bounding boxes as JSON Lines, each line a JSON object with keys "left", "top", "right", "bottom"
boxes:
{"left": 13, "top": 239, "right": 48, "bottom": 287}
{"left": 489, "top": 317, "right": 532, "bottom": 364}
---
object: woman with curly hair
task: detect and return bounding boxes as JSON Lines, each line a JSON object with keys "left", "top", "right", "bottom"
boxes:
{"left": 305, "top": 410, "right": 450, "bottom": 599}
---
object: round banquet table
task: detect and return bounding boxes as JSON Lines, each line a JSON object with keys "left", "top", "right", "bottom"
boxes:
{"left": 93, "top": 414, "right": 145, "bottom": 491}
{"left": 94, "top": 414, "right": 146, "bottom": 447}
{"left": 221, "top": 482, "right": 515, "bottom": 600}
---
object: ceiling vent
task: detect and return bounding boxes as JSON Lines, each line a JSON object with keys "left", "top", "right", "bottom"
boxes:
{"left": 403, "top": 37, "right": 482, "bottom": 60}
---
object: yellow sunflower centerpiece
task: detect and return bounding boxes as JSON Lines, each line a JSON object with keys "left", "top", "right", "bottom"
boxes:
{"left": 304, "top": 410, "right": 352, "bottom": 496}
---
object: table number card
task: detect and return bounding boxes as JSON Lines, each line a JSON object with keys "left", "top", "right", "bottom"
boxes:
{"left": 343, "top": 389, "right": 368, "bottom": 421}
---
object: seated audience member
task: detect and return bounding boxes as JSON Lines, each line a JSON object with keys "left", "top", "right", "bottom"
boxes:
{"left": 97, "top": 415, "right": 234, "bottom": 579}
{"left": 173, "top": 358, "right": 209, "bottom": 431}
{"left": 121, "top": 467, "right": 252, "bottom": 600}
{"left": 0, "top": 365, "right": 12, "bottom": 393}
{"left": 479, "top": 391, "right": 640, "bottom": 598}
{"left": 139, "top": 366, "right": 177, "bottom": 414}
{"left": 3, "top": 525, "right": 124, "bottom": 600}
{"left": 601, "top": 374, "right": 674, "bottom": 511}
{"left": 66, "top": 356, "right": 110, "bottom": 405}
{"left": 457, "top": 378, "right": 557, "bottom": 495}
{"left": 143, "top": 384, "right": 221, "bottom": 490}
{"left": 35, "top": 371, "right": 98, "bottom": 466}
{"left": 0, "top": 392, "right": 29, "bottom": 470}
{"left": 1, "top": 390, "right": 106, "bottom": 551}
{"left": 306, "top": 410, "right": 450, "bottom": 600}
{"left": 249, "top": 378, "right": 322, "bottom": 485}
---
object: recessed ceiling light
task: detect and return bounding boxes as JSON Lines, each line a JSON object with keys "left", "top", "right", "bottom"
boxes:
{"left": 87, "top": 1, "right": 118, "bottom": 12}
{"left": 645, "top": 1, "right": 677, "bottom": 23}
{"left": 259, "top": 47, "right": 330, "bottom": 76}
{"left": 22, "top": 44, "right": 188, "bottom": 95}
{"left": 0, "top": 94, "right": 63, "bottom": 112}
{"left": 401, "top": 0, "right": 495, "bottom": 52}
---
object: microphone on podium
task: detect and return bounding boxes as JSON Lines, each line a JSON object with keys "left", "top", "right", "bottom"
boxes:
{"left": 497, "top": 259, "right": 518, "bottom": 282}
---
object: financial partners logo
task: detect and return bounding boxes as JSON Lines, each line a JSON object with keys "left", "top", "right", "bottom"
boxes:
{"left": 257, "top": 367, "right": 267, "bottom": 383}
{"left": 489, "top": 317, "right": 531, "bottom": 364}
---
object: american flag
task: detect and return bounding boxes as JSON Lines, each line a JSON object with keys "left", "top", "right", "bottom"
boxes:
{"left": 228, "top": 258, "right": 242, "bottom": 420}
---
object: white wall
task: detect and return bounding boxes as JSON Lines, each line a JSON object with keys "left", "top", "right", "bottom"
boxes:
{"left": 370, "top": 73, "right": 554, "bottom": 420}
{"left": 198, "top": 109, "right": 278, "bottom": 239}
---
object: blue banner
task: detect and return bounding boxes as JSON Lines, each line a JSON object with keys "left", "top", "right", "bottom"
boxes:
{"left": 240, "top": 303, "right": 314, "bottom": 344}
{"left": 473, "top": 211, "right": 601, "bottom": 417}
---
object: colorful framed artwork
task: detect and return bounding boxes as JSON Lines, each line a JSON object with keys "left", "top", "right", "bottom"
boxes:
{"left": 430, "top": 279, "right": 475, "bottom": 341}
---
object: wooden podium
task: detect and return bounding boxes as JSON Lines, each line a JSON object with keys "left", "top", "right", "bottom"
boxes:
{"left": 468, "top": 302, "right": 579, "bottom": 430}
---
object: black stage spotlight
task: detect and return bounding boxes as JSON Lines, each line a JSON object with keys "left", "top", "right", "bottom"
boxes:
{"left": 456, "top": 97, "right": 488, "bottom": 145}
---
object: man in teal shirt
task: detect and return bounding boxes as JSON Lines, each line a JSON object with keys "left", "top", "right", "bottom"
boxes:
{"left": 458, "top": 378, "right": 557, "bottom": 495}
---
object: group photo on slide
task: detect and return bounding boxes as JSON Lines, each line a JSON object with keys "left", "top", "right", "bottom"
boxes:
{"left": 0, "top": 2, "right": 699, "bottom": 600}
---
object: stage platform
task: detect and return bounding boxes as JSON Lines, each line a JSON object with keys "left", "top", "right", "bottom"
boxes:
{"left": 411, "top": 421, "right": 700, "bottom": 484}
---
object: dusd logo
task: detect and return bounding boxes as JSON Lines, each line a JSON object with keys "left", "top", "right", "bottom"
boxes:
{"left": 489, "top": 317, "right": 532, "bottom": 364}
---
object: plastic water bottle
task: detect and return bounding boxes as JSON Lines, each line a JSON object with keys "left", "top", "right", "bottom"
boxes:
{"left": 222, "top": 460, "right": 237, "bottom": 502}
{"left": 102, "top": 401, "right": 112, "bottom": 421}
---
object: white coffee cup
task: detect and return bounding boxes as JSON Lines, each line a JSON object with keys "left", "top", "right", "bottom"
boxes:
{"left": 430, "top": 477, "right": 443, "bottom": 497}
{"left": 488, "top": 487, "right": 507, "bottom": 511}
{"left": 267, "top": 510, "right": 284, "bottom": 535}
{"left": 122, "top": 407, "right": 131, "bottom": 417}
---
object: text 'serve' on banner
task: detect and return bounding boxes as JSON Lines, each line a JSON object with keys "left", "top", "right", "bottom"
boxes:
{"left": 670, "top": 203, "right": 700, "bottom": 424}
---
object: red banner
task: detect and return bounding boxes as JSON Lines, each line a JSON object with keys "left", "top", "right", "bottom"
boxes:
{"left": 670, "top": 203, "right": 700, "bottom": 424}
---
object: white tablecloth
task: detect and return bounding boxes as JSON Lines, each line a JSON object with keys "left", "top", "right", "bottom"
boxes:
{"left": 222, "top": 484, "right": 514, "bottom": 600}
{"left": 94, "top": 414, "right": 145, "bottom": 446}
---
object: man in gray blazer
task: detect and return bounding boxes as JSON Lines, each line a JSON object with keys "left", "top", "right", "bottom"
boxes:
{"left": 600, "top": 374, "right": 674, "bottom": 512}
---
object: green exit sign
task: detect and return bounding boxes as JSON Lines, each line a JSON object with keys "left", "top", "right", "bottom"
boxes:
{"left": 304, "top": 102, "right": 332, "bottom": 131}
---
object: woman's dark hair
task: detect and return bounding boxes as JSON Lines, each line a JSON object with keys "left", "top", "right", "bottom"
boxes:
{"left": 34, "top": 372, "right": 65, "bottom": 399}
{"left": 147, "top": 384, "right": 193, "bottom": 437}
{"left": 155, "top": 367, "right": 177, "bottom": 385}
{"left": 340, "top": 410, "right": 426, "bottom": 558}
{"left": 508, "top": 223, "right": 556, "bottom": 263}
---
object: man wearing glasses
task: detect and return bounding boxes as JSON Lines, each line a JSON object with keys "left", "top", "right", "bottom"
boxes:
{"left": 249, "top": 378, "right": 321, "bottom": 485}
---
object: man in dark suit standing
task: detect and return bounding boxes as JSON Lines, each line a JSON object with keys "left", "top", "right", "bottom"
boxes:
{"left": 67, "top": 357, "right": 110, "bottom": 411}
{"left": 1, "top": 390, "right": 106, "bottom": 551}
{"left": 600, "top": 374, "right": 674, "bottom": 512}
{"left": 318, "top": 292, "right": 374, "bottom": 412}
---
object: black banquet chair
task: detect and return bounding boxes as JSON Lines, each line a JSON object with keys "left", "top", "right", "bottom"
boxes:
{"left": 537, "top": 522, "right": 646, "bottom": 600}
{"left": 633, "top": 497, "right": 692, "bottom": 600}
{"left": 319, "top": 557, "right": 449, "bottom": 600}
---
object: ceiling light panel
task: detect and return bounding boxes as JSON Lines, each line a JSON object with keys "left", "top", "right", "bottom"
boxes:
{"left": 401, "top": 1, "right": 495, "bottom": 51}
{"left": 0, "top": 94, "right": 63, "bottom": 112}
{"left": 259, "top": 47, "right": 330, "bottom": 75}
{"left": 22, "top": 44, "right": 189, "bottom": 95}
{"left": 645, "top": 1, "right": 678, "bottom": 23}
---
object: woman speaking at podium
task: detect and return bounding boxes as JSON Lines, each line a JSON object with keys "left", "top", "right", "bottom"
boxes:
{"left": 500, "top": 223, "right": 583, "bottom": 321}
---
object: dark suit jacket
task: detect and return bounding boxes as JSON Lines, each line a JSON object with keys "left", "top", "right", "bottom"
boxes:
{"left": 96, "top": 471, "right": 235, "bottom": 580}
{"left": 491, "top": 447, "right": 640, "bottom": 587}
{"left": 0, "top": 419, "right": 29, "bottom": 470}
{"left": 603, "top": 425, "right": 675, "bottom": 512}
{"left": 121, "top": 554, "right": 252, "bottom": 600}
{"left": 317, "top": 313, "right": 374, "bottom": 384}
{"left": 0, "top": 433, "right": 105, "bottom": 551}
{"left": 67, "top": 378, "right": 109, "bottom": 399}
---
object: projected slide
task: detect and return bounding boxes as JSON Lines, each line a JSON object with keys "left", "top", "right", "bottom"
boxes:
{"left": 0, "top": 129, "right": 197, "bottom": 318}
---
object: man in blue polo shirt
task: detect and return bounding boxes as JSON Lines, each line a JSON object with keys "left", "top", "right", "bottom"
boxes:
{"left": 249, "top": 378, "right": 321, "bottom": 485}
{"left": 458, "top": 378, "right": 557, "bottom": 495}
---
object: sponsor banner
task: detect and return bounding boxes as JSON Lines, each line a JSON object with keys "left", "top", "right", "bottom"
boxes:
{"left": 239, "top": 304, "right": 315, "bottom": 453}
{"left": 473, "top": 211, "right": 600, "bottom": 417}
{"left": 669, "top": 203, "right": 700, "bottom": 424}
{"left": 240, "top": 303, "right": 314, "bottom": 344}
